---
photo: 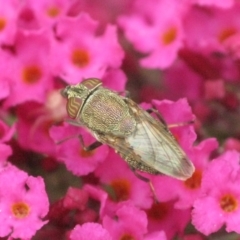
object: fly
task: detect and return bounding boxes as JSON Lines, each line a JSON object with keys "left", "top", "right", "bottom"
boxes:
{"left": 61, "top": 78, "right": 195, "bottom": 185}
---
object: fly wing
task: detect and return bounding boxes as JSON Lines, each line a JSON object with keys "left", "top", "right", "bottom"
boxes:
{"left": 93, "top": 98, "right": 195, "bottom": 180}
{"left": 125, "top": 99, "right": 195, "bottom": 180}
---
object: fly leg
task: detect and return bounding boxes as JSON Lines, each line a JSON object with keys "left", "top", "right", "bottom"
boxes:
{"left": 55, "top": 134, "right": 81, "bottom": 145}
{"left": 146, "top": 108, "right": 167, "bottom": 125}
{"left": 132, "top": 168, "right": 159, "bottom": 203}
{"left": 55, "top": 133, "right": 102, "bottom": 151}
{"left": 167, "top": 121, "right": 194, "bottom": 128}
{"left": 147, "top": 107, "right": 194, "bottom": 128}
{"left": 52, "top": 119, "right": 83, "bottom": 127}
{"left": 78, "top": 135, "right": 103, "bottom": 151}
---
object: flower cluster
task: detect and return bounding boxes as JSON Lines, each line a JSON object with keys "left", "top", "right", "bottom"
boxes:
{"left": 0, "top": 0, "right": 240, "bottom": 239}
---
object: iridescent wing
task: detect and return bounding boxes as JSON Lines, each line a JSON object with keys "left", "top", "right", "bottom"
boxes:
{"left": 126, "top": 99, "right": 195, "bottom": 180}
{"left": 94, "top": 98, "right": 195, "bottom": 180}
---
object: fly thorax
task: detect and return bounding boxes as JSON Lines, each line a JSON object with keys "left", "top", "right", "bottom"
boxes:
{"left": 118, "top": 115, "right": 136, "bottom": 135}
{"left": 81, "top": 89, "right": 136, "bottom": 136}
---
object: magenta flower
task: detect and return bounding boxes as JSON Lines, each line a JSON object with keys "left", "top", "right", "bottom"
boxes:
{"left": 16, "top": 101, "right": 59, "bottom": 156}
{"left": 224, "top": 138, "right": 240, "bottom": 151}
{"left": 152, "top": 138, "right": 218, "bottom": 209}
{"left": 1, "top": 0, "right": 240, "bottom": 238}
{"left": 192, "top": 150, "right": 240, "bottom": 235}
{"left": 151, "top": 98, "right": 196, "bottom": 152}
{"left": 0, "top": 49, "right": 12, "bottom": 100}
{"left": 204, "top": 79, "right": 225, "bottom": 100}
{"left": 146, "top": 200, "right": 191, "bottom": 239}
{"left": 192, "top": 0, "right": 234, "bottom": 9}
{"left": 0, "top": 143, "right": 12, "bottom": 164}
{"left": 70, "top": 222, "right": 112, "bottom": 240}
{"left": 144, "top": 231, "right": 167, "bottom": 240}
{"left": 83, "top": 184, "right": 108, "bottom": 219}
{"left": 161, "top": 60, "right": 203, "bottom": 102}
{"left": 223, "top": 32, "right": 240, "bottom": 60}
{"left": 103, "top": 203, "right": 147, "bottom": 239}
{"left": 95, "top": 148, "right": 153, "bottom": 210}
{"left": 184, "top": 5, "right": 240, "bottom": 54}
{"left": 3, "top": 30, "right": 53, "bottom": 107}
{"left": 50, "top": 13, "right": 124, "bottom": 84}
{"left": 101, "top": 68, "right": 127, "bottom": 92}
{"left": 0, "top": 1, "right": 19, "bottom": 45}
{"left": 63, "top": 187, "right": 89, "bottom": 211}
{"left": 183, "top": 234, "right": 205, "bottom": 240}
{"left": 23, "top": 0, "right": 72, "bottom": 27}
{"left": 0, "top": 119, "right": 15, "bottom": 143}
{"left": 47, "top": 186, "right": 98, "bottom": 228}
{"left": 0, "top": 164, "right": 49, "bottom": 239}
{"left": 119, "top": 0, "right": 187, "bottom": 69}
{"left": 16, "top": 87, "right": 67, "bottom": 156}
{"left": 50, "top": 123, "right": 109, "bottom": 176}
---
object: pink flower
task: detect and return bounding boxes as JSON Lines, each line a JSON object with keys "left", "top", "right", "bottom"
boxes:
{"left": 47, "top": 186, "right": 98, "bottom": 228}
{"left": 144, "top": 231, "right": 167, "bottom": 240}
{"left": 119, "top": 0, "right": 187, "bottom": 69}
{"left": 0, "top": 1, "right": 19, "bottom": 45}
{"left": 83, "top": 184, "right": 108, "bottom": 219}
{"left": 0, "top": 119, "right": 15, "bottom": 143}
{"left": 0, "top": 164, "right": 49, "bottom": 239}
{"left": 0, "top": 143, "right": 12, "bottom": 164}
{"left": 161, "top": 60, "right": 203, "bottom": 102}
{"left": 152, "top": 138, "right": 218, "bottom": 209}
{"left": 184, "top": 6, "right": 240, "bottom": 54}
{"left": 192, "top": 151, "right": 240, "bottom": 235}
{"left": 50, "top": 123, "right": 109, "bottom": 176}
{"left": 146, "top": 200, "right": 191, "bottom": 239}
{"left": 183, "top": 233, "right": 205, "bottom": 240}
{"left": 0, "top": 48, "right": 11, "bottom": 100}
{"left": 51, "top": 13, "right": 124, "bottom": 84}
{"left": 223, "top": 32, "right": 240, "bottom": 60}
{"left": 3, "top": 30, "right": 54, "bottom": 107}
{"left": 2, "top": 0, "right": 240, "bottom": 239}
{"left": 224, "top": 138, "right": 240, "bottom": 151}
{"left": 16, "top": 87, "right": 67, "bottom": 156}
{"left": 103, "top": 203, "right": 147, "bottom": 240}
{"left": 95, "top": 148, "right": 153, "bottom": 210}
{"left": 70, "top": 223, "right": 112, "bottom": 240}
{"left": 101, "top": 68, "right": 127, "bottom": 92}
{"left": 204, "top": 79, "right": 225, "bottom": 100}
{"left": 63, "top": 187, "right": 89, "bottom": 211}
{"left": 22, "top": 0, "right": 72, "bottom": 28}
{"left": 192, "top": 0, "right": 234, "bottom": 9}
{"left": 16, "top": 101, "right": 58, "bottom": 156}
{"left": 151, "top": 98, "right": 196, "bottom": 152}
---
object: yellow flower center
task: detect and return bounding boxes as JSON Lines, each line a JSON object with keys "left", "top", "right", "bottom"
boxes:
{"left": 71, "top": 49, "right": 90, "bottom": 68}
{"left": 220, "top": 194, "right": 238, "bottom": 212}
{"left": 0, "top": 18, "right": 6, "bottom": 31}
{"left": 218, "top": 28, "right": 237, "bottom": 43}
{"left": 12, "top": 202, "right": 30, "bottom": 219}
{"left": 110, "top": 179, "right": 131, "bottom": 201}
{"left": 47, "top": 7, "right": 60, "bottom": 18}
{"left": 80, "top": 148, "right": 95, "bottom": 157}
{"left": 22, "top": 65, "right": 42, "bottom": 84}
{"left": 184, "top": 170, "right": 202, "bottom": 189}
{"left": 146, "top": 202, "right": 169, "bottom": 220}
{"left": 120, "top": 234, "right": 135, "bottom": 240}
{"left": 161, "top": 27, "right": 177, "bottom": 45}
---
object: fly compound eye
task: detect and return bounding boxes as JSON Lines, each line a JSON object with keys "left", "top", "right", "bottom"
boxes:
{"left": 80, "top": 78, "right": 102, "bottom": 91}
{"left": 66, "top": 97, "right": 83, "bottom": 119}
